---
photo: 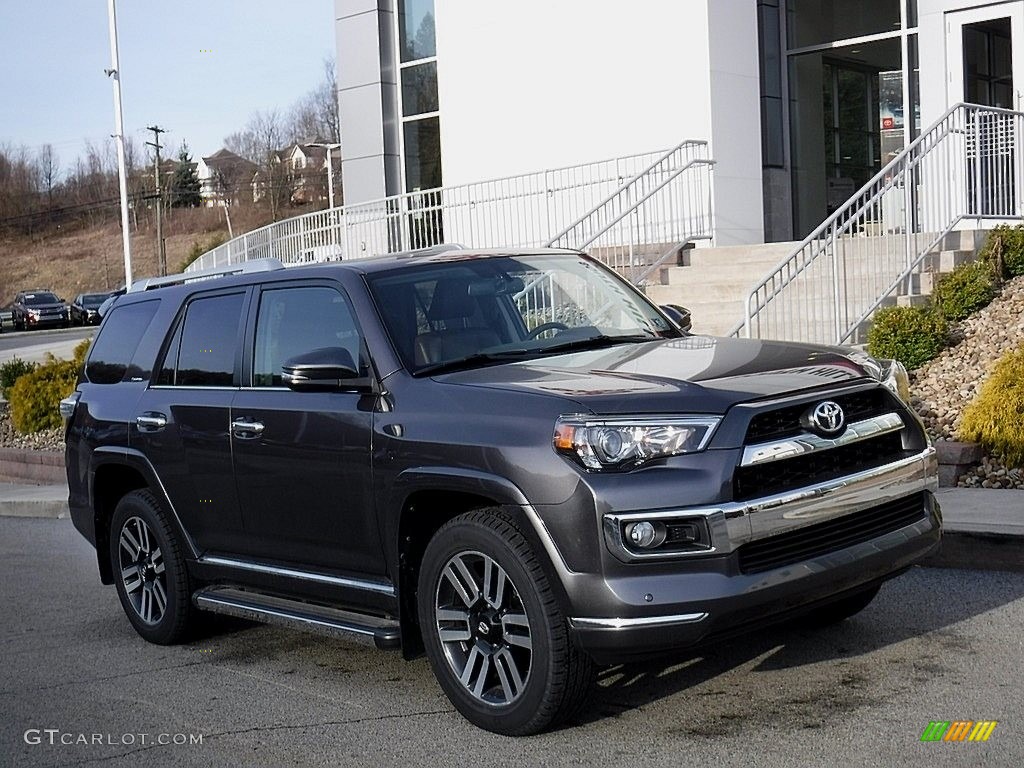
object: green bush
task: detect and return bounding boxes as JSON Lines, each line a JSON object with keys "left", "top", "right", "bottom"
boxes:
{"left": 7, "top": 354, "right": 79, "bottom": 433}
{"left": 177, "top": 231, "right": 229, "bottom": 273}
{"left": 980, "top": 224, "right": 1024, "bottom": 278}
{"left": 932, "top": 259, "right": 997, "bottom": 321}
{"left": 960, "top": 345, "right": 1024, "bottom": 467}
{"left": 1, "top": 357, "right": 37, "bottom": 399}
{"left": 73, "top": 337, "right": 92, "bottom": 367}
{"left": 866, "top": 306, "right": 948, "bottom": 370}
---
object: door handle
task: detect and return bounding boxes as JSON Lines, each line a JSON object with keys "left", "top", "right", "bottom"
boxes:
{"left": 135, "top": 412, "right": 167, "bottom": 432}
{"left": 231, "top": 418, "right": 265, "bottom": 439}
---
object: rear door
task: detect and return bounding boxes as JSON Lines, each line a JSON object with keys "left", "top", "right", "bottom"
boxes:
{"left": 132, "top": 289, "right": 248, "bottom": 553}
{"left": 229, "top": 280, "right": 382, "bottom": 574}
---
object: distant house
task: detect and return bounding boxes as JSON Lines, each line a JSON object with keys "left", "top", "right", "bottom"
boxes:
{"left": 264, "top": 138, "right": 342, "bottom": 206}
{"left": 197, "top": 149, "right": 260, "bottom": 207}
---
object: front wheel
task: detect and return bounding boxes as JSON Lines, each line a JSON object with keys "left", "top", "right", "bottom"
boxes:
{"left": 109, "top": 489, "right": 196, "bottom": 644}
{"left": 418, "top": 510, "right": 594, "bottom": 735}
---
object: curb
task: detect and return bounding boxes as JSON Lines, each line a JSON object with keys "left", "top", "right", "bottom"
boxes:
{"left": 0, "top": 499, "right": 68, "bottom": 519}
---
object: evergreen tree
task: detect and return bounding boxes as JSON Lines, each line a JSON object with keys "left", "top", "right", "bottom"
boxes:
{"left": 170, "top": 143, "right": 202, "bottom": 207}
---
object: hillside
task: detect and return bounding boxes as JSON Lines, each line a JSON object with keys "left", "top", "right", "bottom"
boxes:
{"left": 0, "top": 206, "right": 273, "bottom": 303}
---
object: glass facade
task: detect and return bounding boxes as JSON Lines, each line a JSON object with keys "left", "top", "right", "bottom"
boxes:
{"left": 398, "top": 0, "right": 442, "bottom": 192}
{"left": 781, "top": 0, "right": 920, "bottom": 237}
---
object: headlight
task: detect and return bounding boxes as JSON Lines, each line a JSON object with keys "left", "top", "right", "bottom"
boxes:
{"left": 845, "top": 350, "right": 910, "bottom": 403}
{"left": 553, "top": 415, "right": 721, "bottom": 470}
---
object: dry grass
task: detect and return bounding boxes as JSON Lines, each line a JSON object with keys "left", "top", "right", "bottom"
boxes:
{"left": 0, "top": 205, "right": 277, "bottom": 303}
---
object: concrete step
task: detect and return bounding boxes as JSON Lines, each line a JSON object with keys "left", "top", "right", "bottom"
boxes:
{"left": 685, "top": 241, "right": 799, "bottom": 268}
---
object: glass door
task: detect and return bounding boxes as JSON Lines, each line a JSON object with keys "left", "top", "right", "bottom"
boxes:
{"left": 946, "top": 3, "right": 1024, "bottom": 108}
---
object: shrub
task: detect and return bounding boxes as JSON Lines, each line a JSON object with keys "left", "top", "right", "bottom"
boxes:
{"left": 73, "top": 337, "right": 92, "bottom": 367}
{"left": 960, "top": 345, "right": 1024, "bottom": 467}
{"left": 7, "top": 354, "right": 79, "bottom": 433}
{"left": 980, "top": 224, "right": 1024, "bottom": 278}
{"left": 866, "top": 306, "right": 947, "bottom": 370}
{"left": 1, "top": 357, "right": 37, "bottom": 399}
{"left": 932, "top": 259, "right": 997, "bottom": 321}
{"left": 177, "top": 231, "right": 229, "bottom": 273}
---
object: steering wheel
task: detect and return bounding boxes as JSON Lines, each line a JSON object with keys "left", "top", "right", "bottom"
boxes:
{"left": 526, "top": 322, "right": 570, "bottom": 340}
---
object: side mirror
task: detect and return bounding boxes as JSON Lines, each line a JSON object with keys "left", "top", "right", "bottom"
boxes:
{"left": 660, "top": 304, "right": 692, "bottom": 334}
{"left": 282, "top": 347, "right": 371, "bottom": 392}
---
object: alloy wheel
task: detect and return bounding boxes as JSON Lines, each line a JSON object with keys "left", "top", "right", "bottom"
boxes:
{"left": 117, "top": 515, "right": 167, "bottom": 625}
{"left": 434, "top": 550, "right": 533, "bottom": 706}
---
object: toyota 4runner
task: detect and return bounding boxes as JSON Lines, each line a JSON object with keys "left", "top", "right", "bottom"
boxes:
{"left": 63, "top": 247, "right": 940, "bottom": 735}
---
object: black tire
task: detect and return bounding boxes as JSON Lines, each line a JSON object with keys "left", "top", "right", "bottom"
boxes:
{"left": 109, "top": 489, "right": 196, "bottom": 644}
{"left": 418, "top": 509, "right": 594, "bottom": 735}
{"left": 800, "top": 584, "right": 881, "bottom": 628}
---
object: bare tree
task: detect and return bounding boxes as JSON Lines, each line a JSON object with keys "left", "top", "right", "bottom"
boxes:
{"left": 37, "top": 144, "right": 60, "bottom": 207}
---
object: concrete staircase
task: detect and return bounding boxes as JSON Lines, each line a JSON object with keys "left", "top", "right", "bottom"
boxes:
{"left": 642, "top": 229, "right": 990, "bottom": 340}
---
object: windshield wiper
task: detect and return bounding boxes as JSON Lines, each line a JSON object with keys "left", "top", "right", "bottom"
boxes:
{"left": 416, "top": 349, "right": 532, "bottom": 376}
{"left": 535, "top": 333, "right": 658, "bottom": 356}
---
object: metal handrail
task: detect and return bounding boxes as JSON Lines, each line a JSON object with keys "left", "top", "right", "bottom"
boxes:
{"left": 733, "top": 102, "right": 1024, "bottom": 344}
{"left": 545, "top": 141, "right": 708, "bottom": 247}
{"left": 187, "top": 143, "right": 716, "bottom": 285}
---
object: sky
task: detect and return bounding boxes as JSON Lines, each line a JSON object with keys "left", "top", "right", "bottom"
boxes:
{"left": 0, "top": 0, "right": 335, "bottom": 171}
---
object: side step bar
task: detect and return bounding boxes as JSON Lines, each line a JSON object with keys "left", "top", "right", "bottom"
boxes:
{"left": 193, "top": 586, "right": 401, "bottom": 650}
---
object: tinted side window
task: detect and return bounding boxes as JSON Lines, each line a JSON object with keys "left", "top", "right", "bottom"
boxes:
{"left": 253, "top": 286, "right": 362, "bottom": 387}
{"left": 173, "top": 293, "right": 245, "bottom": 386}
{"left": 85, "top": 300, "right": 161, "bottom": 384}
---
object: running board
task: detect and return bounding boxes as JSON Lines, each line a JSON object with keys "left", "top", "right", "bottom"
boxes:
{"left": 192, "top": 586, "right": 401, "bottom": 650}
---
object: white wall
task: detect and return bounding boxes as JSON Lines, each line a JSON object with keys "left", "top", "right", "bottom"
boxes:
{"left": 918, "top": 0, "right": 1024, "bottom": 126}
{"left": 433, "top": 0, "right": 763, "bottom": 245}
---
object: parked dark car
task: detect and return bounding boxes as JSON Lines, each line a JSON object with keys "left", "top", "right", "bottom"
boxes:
{"left": 70, "top": 292, "right": 115, "bottom": 326}
{"left": 11, "top": 290, "right": 69, "bottom": 330}
{"left": 63, "top": 248, "right": 940, "bottom": 735}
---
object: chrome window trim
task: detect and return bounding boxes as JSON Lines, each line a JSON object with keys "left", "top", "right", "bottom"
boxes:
{"left": 603, "top": 447, "right": 937, "bottom": 562}
{"left": 568, "top": 613, "right": 709, "bottom": 630}
{"left": 198, "top": 555, "right": 396, "bottom": 596}
{"left": 740, "top": 412, "right": 905, "bottom": 467}
{"left": 148, "top": 385, "right": 241, "bottom": 391}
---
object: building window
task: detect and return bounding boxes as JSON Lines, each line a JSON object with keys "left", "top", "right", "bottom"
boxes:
{"left": 403, "top": 117, "right": 442, "bottom": 191}
{"left": 402, "top": 62, "right": 439, "bottom": 116}
{"left": 787, "top": 0, "right": 901, "bottom": 50}
{"left": 399, "top": 0, "right": 436, "bottom": 62}
{"left": 758, "top": 0, "right": 785, "bottom": 168}
{"left": 398, "top": 0, "right": 441, "bottom": 192}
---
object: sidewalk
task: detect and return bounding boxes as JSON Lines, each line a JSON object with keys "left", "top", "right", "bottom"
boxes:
{"left": 0, "top": 483, "right": 1020, "bottom": 569}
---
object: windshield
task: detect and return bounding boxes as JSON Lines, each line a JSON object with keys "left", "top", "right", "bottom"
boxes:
{"left": 366, "top": 254, "right": 678, "bottom": 374}
{"left": 23, "top": 293, "right": 60, "bottom": 306}
{"left": 82, "top": 293, "right": 110, "bottom": 307}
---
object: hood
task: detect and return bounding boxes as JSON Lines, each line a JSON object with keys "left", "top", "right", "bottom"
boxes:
{"left": 25, "top": 302, "right": 65, "bottom": 311}
{"left": 434, "top": 335, "right": 871, "bottom": 414}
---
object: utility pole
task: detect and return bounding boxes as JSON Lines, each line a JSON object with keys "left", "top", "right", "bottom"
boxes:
{"left": 105, "top": 0, "right": 132, "bottom": 286}
{"left": 146, "top": 125, "right": 167, "bottom": 275}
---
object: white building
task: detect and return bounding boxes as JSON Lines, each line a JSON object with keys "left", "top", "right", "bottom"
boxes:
{"left": 334, "top": 0, "right": 1024, "bottom": 246}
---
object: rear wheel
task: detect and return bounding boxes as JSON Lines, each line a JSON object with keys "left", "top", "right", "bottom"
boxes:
{"left": 418, "top": 509, "right": 594, "bottom": 735}
{"left": 109, "top": 489, "right": 196, "bottom": 644}
{"left": 801, "top": 585, "right": 881, "bottom": 627}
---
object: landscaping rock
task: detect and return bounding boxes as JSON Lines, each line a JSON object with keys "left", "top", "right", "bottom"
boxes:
{"left": 910, "top": 273, "right": 1024, "bottom": 488}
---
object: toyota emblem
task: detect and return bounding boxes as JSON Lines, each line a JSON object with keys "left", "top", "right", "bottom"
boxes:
{"left": 807, "top": 401, "right": 845, "bottom": 436}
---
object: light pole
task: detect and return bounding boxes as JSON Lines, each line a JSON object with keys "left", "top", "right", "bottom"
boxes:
{"left": 308, "top": 142, "right": 342, "bottom": 257}
{"left": 105, "top": 0, "right": 133, "bottom": 286}
{"left": 307, "top": 142, "right": 341, "bottom": 209}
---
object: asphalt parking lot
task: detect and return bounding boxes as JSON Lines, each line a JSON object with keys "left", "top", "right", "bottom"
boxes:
{"left": 1, "top": 516, "right": 1021, "bottom": 768}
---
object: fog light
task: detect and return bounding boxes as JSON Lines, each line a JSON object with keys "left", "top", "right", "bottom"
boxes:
{"left": 626, "top": 521, "right": 666, "bottom": 549}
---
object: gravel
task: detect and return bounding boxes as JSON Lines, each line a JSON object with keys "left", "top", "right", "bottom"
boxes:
{"left": 909, "top": 273, "right": 1024, "bottom": 488}
{"left": 0, "top": 405, "right": 64, "bottom": 452}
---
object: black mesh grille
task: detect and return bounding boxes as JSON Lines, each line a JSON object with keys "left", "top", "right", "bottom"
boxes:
{"left": 744, "top": 388, "right": 891, "bottom": 444}
{"left": 734, "top": 432, "right": 908, "bottom": 501}
{"left": 737, "top": 492, "right": 928, "bottom": 574}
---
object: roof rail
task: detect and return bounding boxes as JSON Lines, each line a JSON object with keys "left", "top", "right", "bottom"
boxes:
{"left": 389, "top": 243, "right": 466, "bottom": 259}
{"left": 128, "top": 258, "right": 286, "bottom": 293}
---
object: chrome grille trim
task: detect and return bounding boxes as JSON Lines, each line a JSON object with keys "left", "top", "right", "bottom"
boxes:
{"left": 740, "top": 412, "right": 904, "bottom": 467}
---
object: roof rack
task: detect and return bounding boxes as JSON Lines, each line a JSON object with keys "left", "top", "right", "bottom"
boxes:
{"left": 127, "top": 258, "right": 286, "bottom": 293}
{"left": 389, "top": 243, "right": 466, "bottom": 259}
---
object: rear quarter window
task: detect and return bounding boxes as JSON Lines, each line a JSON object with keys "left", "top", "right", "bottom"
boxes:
{"left": 85, "top": 300, "right": 161, "bottom": 384}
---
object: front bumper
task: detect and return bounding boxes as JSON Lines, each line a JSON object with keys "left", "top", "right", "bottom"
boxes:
{"left": 566, "top": 447, "right": 940, "bottom": 663}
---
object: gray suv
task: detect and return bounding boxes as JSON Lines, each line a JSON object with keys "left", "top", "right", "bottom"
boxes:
{"left": 63, "top": 248, "right": 940, "bottom": 735}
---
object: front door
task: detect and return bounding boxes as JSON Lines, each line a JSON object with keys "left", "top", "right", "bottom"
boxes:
{"left": 946, "top": 4, "right": 1024, "bottom": 108}
{"left": 230, "top": 281, "right": 383, "bottom": 575}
